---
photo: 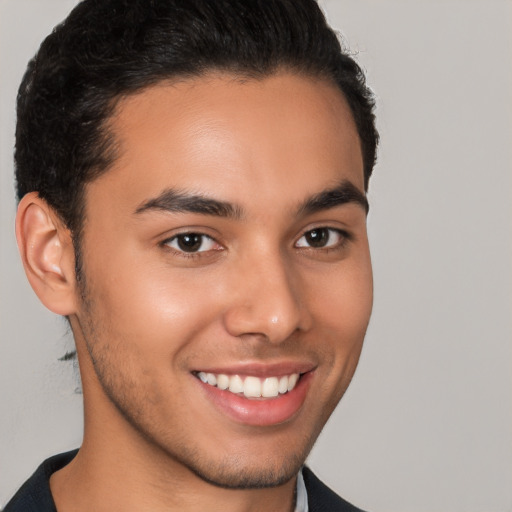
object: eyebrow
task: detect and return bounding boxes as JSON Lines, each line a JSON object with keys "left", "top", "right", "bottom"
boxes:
{"left": 134, "top": 179, "right": 368, "bottom": 219}
{"left": 134, "top": 188, "right": 243, "bottom": 219}
{"left": 297, "top": 180, "right": 369, "bottom": 215}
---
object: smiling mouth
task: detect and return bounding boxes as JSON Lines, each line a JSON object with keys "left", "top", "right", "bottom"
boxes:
{"left": 195, "top": 372, "right": 301, "bottom": 399}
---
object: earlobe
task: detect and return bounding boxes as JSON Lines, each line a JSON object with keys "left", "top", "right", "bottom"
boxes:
{"left": 16, "top": 192, "right": 78, "bottom": 316}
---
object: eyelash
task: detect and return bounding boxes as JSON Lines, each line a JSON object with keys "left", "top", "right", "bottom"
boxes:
{"left": 160, "top": 227, "right": 351, "bottom": 258}
{"left": 295, "top": 227, "right": 351, "bottom": 251}
{"left": 161, "top": 233, "right": 221, "bottom": 259}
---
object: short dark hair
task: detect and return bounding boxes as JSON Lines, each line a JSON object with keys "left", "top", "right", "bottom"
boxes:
{"left": 15, "top": 0, "right": 378, "bottom": 241}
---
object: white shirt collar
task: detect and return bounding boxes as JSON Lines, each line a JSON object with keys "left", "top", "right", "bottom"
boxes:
{"left": 294, "top": 469, "right": 309, "bottom": 512}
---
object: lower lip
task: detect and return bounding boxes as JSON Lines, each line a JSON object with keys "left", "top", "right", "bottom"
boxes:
{"left": 197, "top": 372, "right": 313, "bottom": 427}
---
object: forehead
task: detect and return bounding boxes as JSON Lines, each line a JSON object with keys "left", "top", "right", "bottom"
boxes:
{"left": 89, "top": 72, "right": 364, "bottom": 212}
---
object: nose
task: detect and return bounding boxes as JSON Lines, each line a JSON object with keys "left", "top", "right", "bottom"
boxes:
{"left": 222, "top": 252, "right": 311, "bottom": 344}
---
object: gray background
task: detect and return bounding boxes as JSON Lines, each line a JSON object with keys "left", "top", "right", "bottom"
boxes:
{"left": 1, "top": 1, "right": 511, "bottom": 511}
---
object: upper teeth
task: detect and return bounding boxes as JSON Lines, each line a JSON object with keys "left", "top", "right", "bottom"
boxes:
{"left": 197, "top": 372, "right": 300, "bottom": 398}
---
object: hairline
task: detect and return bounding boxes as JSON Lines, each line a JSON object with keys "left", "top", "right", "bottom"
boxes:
{"left": 76, "top": 64, "right": 362, "bottom": 221}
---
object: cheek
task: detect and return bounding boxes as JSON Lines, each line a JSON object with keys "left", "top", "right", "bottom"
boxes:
{"left": 311, "top": 257, "right": 373, "bottom": 337}
{"left": 306, "top": 253, "right": 373, "bottom": 393}
{"left": 300, "top": 258, "right": 373, "bottom": 426}
{"left": 82, "top": 253, "right": 226, "bottom": 361}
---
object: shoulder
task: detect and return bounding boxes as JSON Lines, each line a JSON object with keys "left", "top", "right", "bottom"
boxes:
{"left": 302, "top": 466, "right": 368, "bottom": 512}
{"left": 3, "top": 450, "right": 78, "bottom": 512}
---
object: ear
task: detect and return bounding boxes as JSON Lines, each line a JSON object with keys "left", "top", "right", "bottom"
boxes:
{"left": 16, "top": 192, "right": 78, "bottom": 316}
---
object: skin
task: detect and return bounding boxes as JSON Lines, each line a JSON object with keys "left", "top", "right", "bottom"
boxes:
{"left": 17, "top": 72, "right": 373, "bottom": 512}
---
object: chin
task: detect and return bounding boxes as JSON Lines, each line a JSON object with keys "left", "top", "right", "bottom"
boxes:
{"left": 149, "top": 427, "right": 315, "bottom": 490}
{"left": 183, "top": 451, "right": 305, "bottom": 489}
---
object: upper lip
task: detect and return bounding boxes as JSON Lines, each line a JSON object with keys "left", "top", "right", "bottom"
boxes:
{"left": 192, "top": 360, "right": 316, "bottom": 378}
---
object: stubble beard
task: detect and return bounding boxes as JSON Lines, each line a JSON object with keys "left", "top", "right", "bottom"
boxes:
{"left": 75, "top": 272, "right": 320, "bottom": 491}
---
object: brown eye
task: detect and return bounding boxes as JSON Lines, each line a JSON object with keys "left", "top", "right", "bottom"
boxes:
{"left": 295, "top": 228, "right": 345, "bottom": 249}
{"left": 305, "top": 229, "right": 329, "bottom": 247}
{"left": 165, "top": 233, "right": 217, "bottom": 253}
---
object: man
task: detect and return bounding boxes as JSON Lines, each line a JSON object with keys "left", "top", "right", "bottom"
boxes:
{"left": 5, "top": 0, "right": 378, "bottom": 510}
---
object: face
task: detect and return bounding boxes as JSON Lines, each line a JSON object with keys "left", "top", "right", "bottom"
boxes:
{"left": 71, "top": 72, "right": 373, "bottom": 488}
